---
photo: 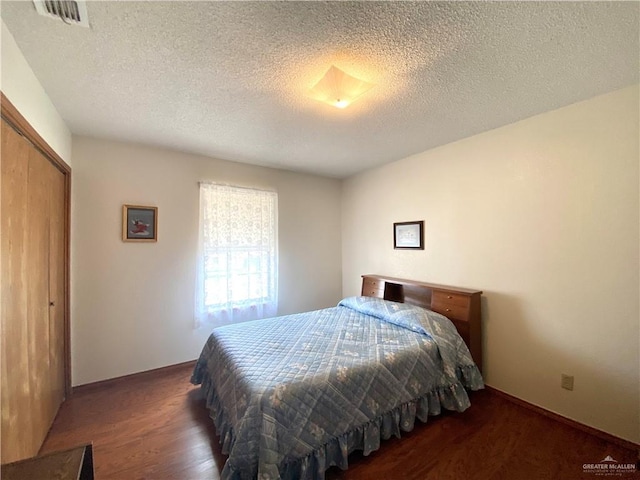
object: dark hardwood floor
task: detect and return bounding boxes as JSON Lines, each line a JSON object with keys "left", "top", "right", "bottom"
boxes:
{"left": 40, "top": 363, "right": 638, "bottom": 480}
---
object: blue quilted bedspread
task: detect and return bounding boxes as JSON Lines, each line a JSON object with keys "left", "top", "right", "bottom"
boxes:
{"left": 191, "top": 296, "right": 484, "bottom": 480}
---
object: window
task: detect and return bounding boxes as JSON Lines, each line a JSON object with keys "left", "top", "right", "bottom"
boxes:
{"left": 195, "top": 183, "right": 278, "bottom": 327}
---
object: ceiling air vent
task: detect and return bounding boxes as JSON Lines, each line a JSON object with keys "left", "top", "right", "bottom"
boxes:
{"left": 33, "top": 0, "right": 89, "bottom": 28}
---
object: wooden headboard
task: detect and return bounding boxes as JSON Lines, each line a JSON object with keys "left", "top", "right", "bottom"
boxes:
{"left": 361, "top": 274, "right": 483, "bottom": 372}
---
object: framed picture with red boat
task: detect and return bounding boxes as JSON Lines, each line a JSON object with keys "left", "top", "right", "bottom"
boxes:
{"left": 122, "top": 205, "right": 158, "bottom": 242}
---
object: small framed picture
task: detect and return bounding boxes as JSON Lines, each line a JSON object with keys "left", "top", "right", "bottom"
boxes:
{"left": 394, "top": 221, "right": 424, "bottom": 250}
{"left": 122, "top": 205, "right": 158, "bottom": 242}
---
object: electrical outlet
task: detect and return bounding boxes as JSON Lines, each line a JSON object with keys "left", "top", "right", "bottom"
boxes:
{"left": 561, "top": 374, "right": 574, "bottom": 391}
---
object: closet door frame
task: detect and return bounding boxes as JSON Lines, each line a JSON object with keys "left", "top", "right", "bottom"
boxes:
{"left": 1, "top": 92, "right": 72, "bottom": 398}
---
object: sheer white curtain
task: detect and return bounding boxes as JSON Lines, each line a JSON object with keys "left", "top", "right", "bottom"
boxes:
{"left": 195, "top": 183, "right": 278, "bottom": 328}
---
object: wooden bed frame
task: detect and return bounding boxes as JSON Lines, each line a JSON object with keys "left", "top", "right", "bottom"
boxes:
{"left": 361, "top": 275, "right": 483, "bottom": 372}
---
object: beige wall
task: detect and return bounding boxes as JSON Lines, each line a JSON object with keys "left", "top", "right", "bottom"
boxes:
{"left": 71, "top": 137, "right": 342, "bottom": 385}
{"left": 0, "top": 20, "right": 72, "bottom": 163}
{"left": 5, "top": 25, "right": 637, "bottom": 441}
{"left": 342, "top": 85, "right": 639, "bottom": 443}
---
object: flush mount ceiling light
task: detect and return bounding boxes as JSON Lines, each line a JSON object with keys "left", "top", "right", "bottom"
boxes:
{"left": 308, "top": 65, "right": 375, "bottom": 109}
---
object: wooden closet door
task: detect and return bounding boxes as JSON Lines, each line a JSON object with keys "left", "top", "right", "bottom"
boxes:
{"left": 48, "top": 160, "right": 66, "bottom": 419}
{"left": 1, "top": 120, "right": 35, "bottom": 463}
{"left": 1, "top": 118, "right": 66, "bottom": 464}
{"left": 26, "top": 146, "right": 55, "bottom": 450}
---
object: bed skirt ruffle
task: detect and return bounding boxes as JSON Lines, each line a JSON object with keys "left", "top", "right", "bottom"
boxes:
{"left": 193, "top": 363, "right": 483, "bottom": 480}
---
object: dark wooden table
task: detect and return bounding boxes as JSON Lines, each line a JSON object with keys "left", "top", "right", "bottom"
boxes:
{"left": 2, "top": 443, "right": 93, "bottom": 480}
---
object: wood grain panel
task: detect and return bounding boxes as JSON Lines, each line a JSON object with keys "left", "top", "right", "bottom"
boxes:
{"left": 2, "top": 93, "right": 72, "bottom": 399}
{"left": 1, "top": 97, "right": 72, "bottom": 464}
{"left": 0, "top": 93, "right": 70, "bottom": 177}
{"left": 48, "top": 163, "right": 66, "bottom": 421}
{"left": 26, "top": 146, "right": 54, "bottom": 454}
{"left": 1, "top": 121, "right": 33, "bottom": 463}
{"left": 430, "top": 299, "right": 469, "bottom": 322}
{"left": 1, "top": 118, "right": 67, "bottom": 463}
{"left": 2, "top": 95, "right": 72, "bottom": 401}
{"left": 432, "top": 290, "right": 470, "bottom": 307}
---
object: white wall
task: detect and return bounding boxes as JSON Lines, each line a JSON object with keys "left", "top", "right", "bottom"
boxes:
{"left": 71, "top": 137, "right": 342, "bottom": 385}
{"left": 0, "top": 20, "right": 72, "bottom": 163}
{"left": 342, "top": 85, "right": 639, "bottom": 443}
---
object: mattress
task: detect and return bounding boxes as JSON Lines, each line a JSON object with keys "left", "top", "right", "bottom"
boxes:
{"left": 191, "top": 296, "right": 484, "bottom": 480}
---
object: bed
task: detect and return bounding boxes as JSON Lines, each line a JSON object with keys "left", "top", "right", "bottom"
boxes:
{"left": 191, "top": 275, "right": 484, "bottom": 480}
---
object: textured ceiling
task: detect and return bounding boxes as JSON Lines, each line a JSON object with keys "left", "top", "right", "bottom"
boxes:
{"left": 1, "top": 1, "right": 638, "bottom": 178}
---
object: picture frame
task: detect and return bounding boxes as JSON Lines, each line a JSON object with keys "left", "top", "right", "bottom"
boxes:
{"left": 122, "top": 205, "right": 158, "bottom": 242}
{"left": 393, "top": 221, "right": 424, "bottom": 250}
